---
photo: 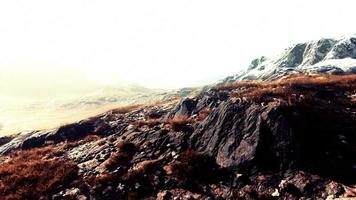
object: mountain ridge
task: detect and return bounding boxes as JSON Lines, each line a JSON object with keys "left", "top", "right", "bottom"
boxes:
{"left": 224, "top": 35, "right": 356, "bottom": 82}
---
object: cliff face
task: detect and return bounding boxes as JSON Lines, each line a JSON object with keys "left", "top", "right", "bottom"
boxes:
{"left": 0, "top": 74, "right": 355, "bottom": 199}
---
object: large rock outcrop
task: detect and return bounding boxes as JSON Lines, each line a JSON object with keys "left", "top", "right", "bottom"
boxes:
{"left": 189, "top": 98, "right": 356, "bottom": 182}
{"left": 190, "top": 100, "right": 294, "bottom": 170}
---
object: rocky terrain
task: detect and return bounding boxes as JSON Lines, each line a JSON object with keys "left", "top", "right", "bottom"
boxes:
{"left": 224, "top": 35, "right": 356, "bottom": 82}
{"left": 2, "top": 35, "right": 356, "bottom": 200}
{"left": 0, "top": 74, "right": 356, "bottom": 199}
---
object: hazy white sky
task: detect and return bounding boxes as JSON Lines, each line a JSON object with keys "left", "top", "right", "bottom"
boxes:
{"left": 0, "top": 0, "right": 355, "bottom": 88}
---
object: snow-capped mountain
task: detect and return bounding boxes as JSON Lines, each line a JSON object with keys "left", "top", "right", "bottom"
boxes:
{"left": 224, "top": 35, "right": 356, "bottom": 82}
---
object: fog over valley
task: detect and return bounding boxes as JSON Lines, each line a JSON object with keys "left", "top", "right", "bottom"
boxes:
{"left": 0, "top": 65, "right": 165, "bottom": 135}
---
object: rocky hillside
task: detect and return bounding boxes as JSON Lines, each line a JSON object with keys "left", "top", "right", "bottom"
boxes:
{"left": 0, "top": 74, "right": 355, "bottom": 199}
{"left": 224, "top": 35, "right": 356, "bottom": 82}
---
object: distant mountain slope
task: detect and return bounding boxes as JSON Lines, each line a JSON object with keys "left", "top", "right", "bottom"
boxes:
{"left": 224, "top": 35, "right": 356, "bottom": 82}
{"left": 0, "top": 64, "right": 169, "bottom": 136}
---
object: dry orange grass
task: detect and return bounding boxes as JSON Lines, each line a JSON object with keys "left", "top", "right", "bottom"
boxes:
{"left": 133, "top": 118, "right": 163, "bottom": 127}
{"left": 215, "top": 74, "right": 356, "bottom": 104}
{"left": 104, "top": 141, "right": 137, "bottom": 171}
{"left": 197, "top": 108, "right": 212, "bottom": 121}
{"left": 122, "top": 159, "right": 160, "bottom": 183}
{"left": 0, "top": 147, "right": 77, "bottom": 200}
{"left": 216, "top": 74, "right": 356, "bottom": 90}
{"left": 104, "top": 151, "right": 132, "bottom": 171}
{"left": 167, "top": 115, "right": 194, "bottom": 132}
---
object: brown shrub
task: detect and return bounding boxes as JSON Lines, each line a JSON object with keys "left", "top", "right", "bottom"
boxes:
{"left": 87, "top": 172, "right": 117, "bottom": 186}
{"left": 104, "top": 152, "right": 131, "bottom": 171}
{"left": 112, "top": 104, "right": 142, "bottom": 114}
{"left": 117, "top": 141, "right": 138, "bottom": 156}
{"left": 97, "top": 139, "right": 107, "bottom": 146}
{"left": 0, "top": 148, "right": 78, "bottom": 200}
{"left": 93, "top": 122, "right": 111, "bottom": 134}
{"left": 197, "top": 108, "right": 212, "bottom": 121}
{"left": 167, "top": 116, "right": 194, "bottom": 132}
{"left": 133, "top": 118, "right": 163, "bottom": 128}
{"left": 108, "top": 135, "right": 117, "bottom": 143}
{"left": 104, "top": 141, "right": 137, "bottom": 171}
{"left": 164, "top": 151, "right": 226, "bottom": 189}
{"left": 122, "top": 159, "right": 159, "bottom": 183}
{"left": 134, "top": 115, "right": 196, "bottom": 131}
{"left": 243, "top": 86, "right": 295, "bottom": 103}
